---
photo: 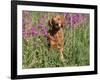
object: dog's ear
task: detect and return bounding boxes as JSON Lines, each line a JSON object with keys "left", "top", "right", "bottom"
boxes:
{"left": 60, "top": 17, "right": 65, "bottom": 28}
{"left": 48, "top": 19, "right": 53, "bottom": 27}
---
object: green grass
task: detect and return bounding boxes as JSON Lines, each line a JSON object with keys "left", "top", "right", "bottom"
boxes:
{"left": 22, "top": 12, "right": 90, "bottom": 69}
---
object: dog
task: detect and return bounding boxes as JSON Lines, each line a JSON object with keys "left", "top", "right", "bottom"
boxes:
{"left": 47, "top": 15, "right": 65, "bottom": 61}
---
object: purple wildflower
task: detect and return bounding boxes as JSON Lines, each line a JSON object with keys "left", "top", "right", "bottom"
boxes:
{"left": 64, "top": 13, "right": 89, "bottom": 27}
{"left": 31, "top": 27, "right": 38, "bottom": 36}
{"left": 22, "top": 29, "right": 31, "bottom": 39}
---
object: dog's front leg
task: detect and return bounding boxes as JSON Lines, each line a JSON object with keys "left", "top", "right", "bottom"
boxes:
{"left": 59, "top": 38, "right": 64, "bottom": 62}
{"left": 48, "top": 33, "right": 56, "bottom": 41}
{"left": 60, "top": 47, "right": 64, "bottom": 61}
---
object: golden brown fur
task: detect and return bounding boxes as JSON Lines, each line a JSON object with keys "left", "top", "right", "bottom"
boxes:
{"left": 47, "top": 15, "right": 65, "bottom": 61}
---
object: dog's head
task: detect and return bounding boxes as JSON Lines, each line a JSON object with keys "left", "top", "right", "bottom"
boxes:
{"left": 48, "top": 15, "right": 65, "bottom": 29}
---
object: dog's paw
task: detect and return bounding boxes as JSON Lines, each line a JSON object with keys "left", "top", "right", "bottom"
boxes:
{"left": 60, "top": 55, "right": 65, "bottom": 62}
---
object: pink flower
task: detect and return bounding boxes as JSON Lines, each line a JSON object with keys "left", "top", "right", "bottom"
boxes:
{"left": 31, "top": 27, "right": 38, "bottom": 36}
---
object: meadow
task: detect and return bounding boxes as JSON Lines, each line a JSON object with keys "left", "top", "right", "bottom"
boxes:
{"left": 22, "top": 11, "right": 90, "bottom": 68}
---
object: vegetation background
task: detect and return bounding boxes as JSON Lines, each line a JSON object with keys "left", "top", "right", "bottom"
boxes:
{"left": 22, "top": 11, "right": 90, "bottom": 69}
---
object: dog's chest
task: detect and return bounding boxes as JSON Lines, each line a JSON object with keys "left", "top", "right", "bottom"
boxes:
{"left": 55, "top": 29, "right": 63, "bottom": 38}
{"left": 53, "top": 29, "right": 64, "bottom": 48}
